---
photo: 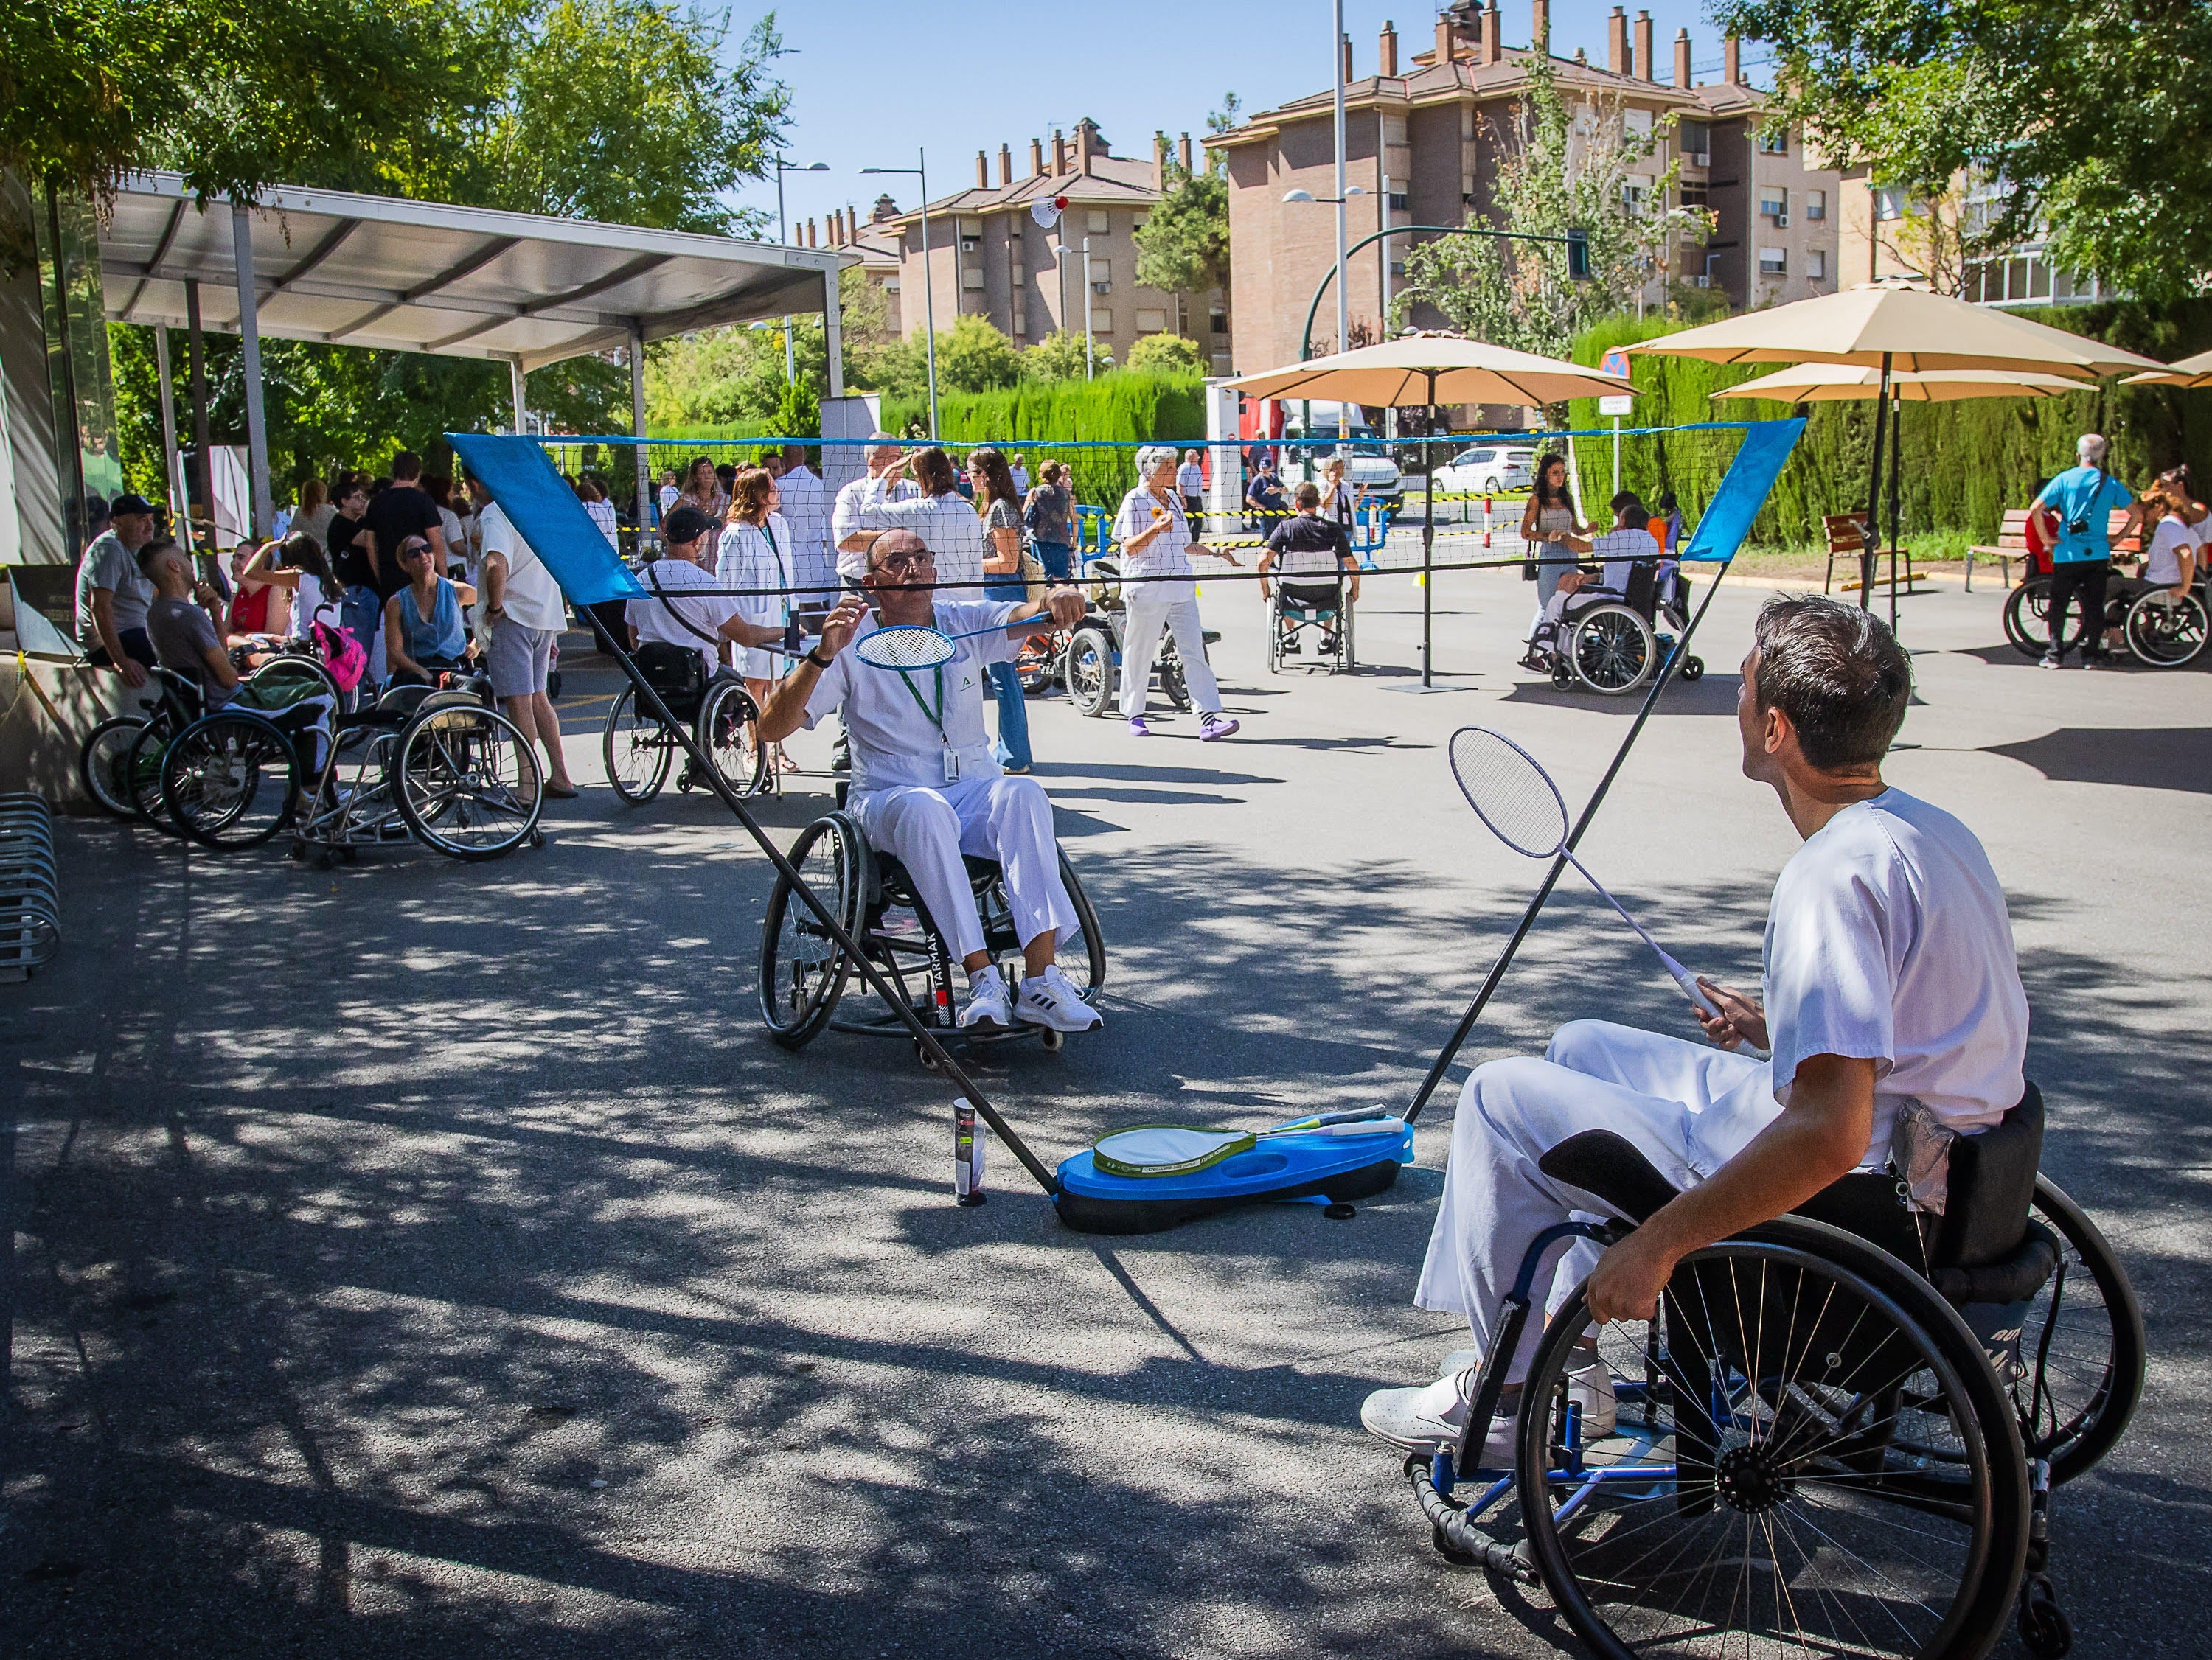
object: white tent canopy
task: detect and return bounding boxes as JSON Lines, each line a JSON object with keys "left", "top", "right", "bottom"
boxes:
{"left": 97, "top": 171, "right": 855, "bottom": 537}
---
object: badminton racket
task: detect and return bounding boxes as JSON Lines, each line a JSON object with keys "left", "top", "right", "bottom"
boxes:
{"left": 1450, "top": 725, "right": 1717, "bottom": 1016}
{"left": 1091, "top": 1107, "right": 1400, "bottom": 1180}
{"left": 851, "top": 619, "right": 1020, "bottom": 672}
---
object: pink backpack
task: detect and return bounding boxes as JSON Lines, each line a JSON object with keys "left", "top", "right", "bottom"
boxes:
{"left": 312, "top": 618, "right": 367, "bottom": 692}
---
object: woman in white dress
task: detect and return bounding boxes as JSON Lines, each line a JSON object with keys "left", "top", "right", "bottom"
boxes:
{"left": 717, "top": 467, "right": 800, "bottom": 773}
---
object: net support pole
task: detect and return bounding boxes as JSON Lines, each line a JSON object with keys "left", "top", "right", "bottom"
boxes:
{"left": 575, "top": 607, "right": 1062, "bottom": 1195}
{"left": 628, "top": 323, "right": 653, "bottom": 559}
{"left": 1860, "top": 351, "right": 1891, "bottom": 610}
{"left": 1403, "top": 556, "right": 1734, "bottom": 1125}
{"left": 1422, "top": 383, "right": 1437, "bottom": 687}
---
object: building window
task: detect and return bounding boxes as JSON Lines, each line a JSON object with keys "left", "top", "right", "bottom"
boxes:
{"left": 1964, "top": 249, "right": 2107, "bottom": 307}
{"left": 1624, "top": 108, "right": 1654, "bottom": 139}
{"left": 1679, "top": 119, "right": 1710, "bottom": 158}
{"left": 1135, "top": 307, "right": 1167, "bottom": 333}
{"left": 1806, "top": 189, "right": 1826, "bottom": 221}
{"left": 1086, "top": 209, "right": 1110, "bottom": 234}
{"left": 1874, "top": 185, "right": 1907, "bottom": 222}
{"left": 1623, "top": 182, "right": 1649, "bottom": 217}
{"left": 1388, "top": 191, "right": 1410, "bottom": 212}
{"left": 1013, "top": 311, "right": 1028, "bottom": 336}
{"left": 1208, "top": 311, "right": 1229, "bottom": 335}
{"left": 1759, "top": 247, "right": 1787, "bottom": 276}
{"left": 1678, "top": 180, "right": 1709, "bottom": 207}
{"left": 961, "top": 268, "right": 984, "bottom": 290}
{"left": 1808, "top": 249, "right": 1827, "bottom": 280}
{"left": 1759, "top": 189, "right": 1787, "bottom": 220}
{"left": 1093, "top": 310, "right": 1114, "bottom": 333}
{"left": 1756, "top": 125, "right": 1788, "bottom": 155}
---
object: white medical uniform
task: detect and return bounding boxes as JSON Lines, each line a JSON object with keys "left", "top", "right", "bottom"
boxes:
{"left": 1414, "top": 788, "right": 2028, "bottom": 1381}
{"left": 801, "top": 601, "right": 1078, "bottom": 963}
{"left": 1110, "top": 487, "right": 1225, "bottom": 719}
{"left": 2145, "top": 516, "right": 2192, "bottom": 586}
{"left": 831, "top": 473, "right": 919, "bottom": 583}
{"left": 776, "top": 464, "right": 835, "bottom": 604}
{"left": 625, "top": 558, "right": 737, "bottom": 682}
{"left": 714, "top": 514, "right": 794, "bottom": 678}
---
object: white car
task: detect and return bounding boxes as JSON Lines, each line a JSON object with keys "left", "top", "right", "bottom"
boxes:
{"left": 1433, "top": 444, "right": 1537, "bottom": 498}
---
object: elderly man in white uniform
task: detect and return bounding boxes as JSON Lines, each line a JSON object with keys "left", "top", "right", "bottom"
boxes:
{"left": 754, "top": 530, "right": 1100, "bottom": 1034}
{"left": 1112, "top": 444, "right": 1241, "bottom": 740}
{"left": 1363, "top": 595, "right": 2030, "bottom": 1460}
{"left": 831, "top": 433, "right": 920, "bottom": 587}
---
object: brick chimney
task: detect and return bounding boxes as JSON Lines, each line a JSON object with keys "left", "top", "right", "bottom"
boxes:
{"left": 1531, "top": 0, "right": 1549, "bottom": 56}
{"left": 1153, "top": 132, "right": 1167, "bottom": 192}
{"left": 804, "top": 219, "right": 816, "bottom": 248}
{"left": 1030, "top": 137, "right": 1046, "bottom": 178}
{"left": 1052, "top": 129, "right": 1068, "bottom": 175}
{"left": 1341, "top": 31, "right": 1353, "bottom": 83}
{"left": 1178, "top": 131, "right": 1193, "bottom": 172}
{"left": 1724, "top": 35, "right": 1741, "bottom": 83}
{"left": 1635, "top": 10, "right": 1654, "bottom": 79}
{"left": 1076, "top": 119, "right": 1097, "bottom": 175}
{"left": 1481, "top": 0, "right": 1501, "bottom": 63}
{"left": 829, "top": 210, "right": 842, "bottom": 245}
{"left": 999, "top": 144, "right": 1013, "bottom": 186}
{"left": 1607, "top": 7, "right": 1627, "bottom": 75}
{"left": 1435, "top": 13, "right": 1455, "bottom": 65}
{"left": 871, "top": 193, "right": 898, "bottom": 223}
{"left": 1379, "top": 20, "right": 1398, "bottom": 76}
{"left": 1674, "top": 27, "right": 1691, "bottom": 87}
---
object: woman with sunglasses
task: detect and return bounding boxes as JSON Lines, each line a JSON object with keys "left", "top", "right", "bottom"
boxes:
{"left": 383, "top": 536, "right": 478, "bottom": 688}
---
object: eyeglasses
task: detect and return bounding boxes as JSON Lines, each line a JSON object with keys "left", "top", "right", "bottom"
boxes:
{"left": 874, "top": 550, "right": 936, "bottom": 574}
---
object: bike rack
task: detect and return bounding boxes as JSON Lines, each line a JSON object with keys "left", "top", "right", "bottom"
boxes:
{"left": 0, "top": 793, "right": 60, "bottom": 981}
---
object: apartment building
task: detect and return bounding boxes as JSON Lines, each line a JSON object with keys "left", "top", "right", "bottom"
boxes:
{"left": 824, "top": 195, "right": 905, "bottom": 336}
{"left": 1206, "top": 1, "right": 1844, "bottom": 378}
{"left": 842, "top": 121, "right": 1225, "bottom": 371}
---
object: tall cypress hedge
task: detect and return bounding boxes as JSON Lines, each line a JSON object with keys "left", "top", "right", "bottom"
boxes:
{"left": 1565, "top": 303, "right": 2212, "bottom": 548}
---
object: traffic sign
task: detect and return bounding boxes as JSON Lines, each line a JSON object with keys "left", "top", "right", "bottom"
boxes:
{"left": 1599, "top": 394, "right": 1633, "bottom": 416}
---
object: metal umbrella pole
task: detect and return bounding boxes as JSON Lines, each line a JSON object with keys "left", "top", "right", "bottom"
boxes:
{"left": 1422, "top": 370, "right": 1437, "bottom": 687}
{"left": 1859, "top": 350, "right": 1893, "bottom": 610}
{"left": 1885, "top": 386, "right": 1904, "bottom": 631}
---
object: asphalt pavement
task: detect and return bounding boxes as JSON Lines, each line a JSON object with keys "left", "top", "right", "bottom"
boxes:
{"left": 3, "top": 565, "right": 2207, "bottom": 1657}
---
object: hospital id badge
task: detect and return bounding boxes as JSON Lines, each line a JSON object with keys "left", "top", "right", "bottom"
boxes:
{"left": 942, "top": 748, "right": 961, "bottom": 783}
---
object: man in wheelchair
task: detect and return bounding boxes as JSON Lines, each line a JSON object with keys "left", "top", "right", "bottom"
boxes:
{"left": 754, "top": 529, "right": 1099, "bottom": 1034}
{"left": 1258, "top": 481, "right": 1360, "bottom": 658}
{"left": 1366, "top": 596, "right": 2030, "bottom": 1462}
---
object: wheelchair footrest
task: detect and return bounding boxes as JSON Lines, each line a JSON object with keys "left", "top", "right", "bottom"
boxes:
{"left": 1407, "top": 1458, "right": 1541, "bottom": 1584}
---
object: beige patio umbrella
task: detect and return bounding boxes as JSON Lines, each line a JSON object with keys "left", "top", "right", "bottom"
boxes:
{"left": 1714, "top": 363, "right": 2095, "bottom": 610}
{"left": 1632, "top": 287, "right": 2167, "bottom": 606}
{"left": 1226, "top": 333, "right": 1632, "bottom": 684}
{"left": 2123, "top": 346, "right": 2212, "bottom": 388}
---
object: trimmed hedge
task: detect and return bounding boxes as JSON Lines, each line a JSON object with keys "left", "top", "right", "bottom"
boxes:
{"left": 1565, "top": 304, "right": 2212, "bottom": 548}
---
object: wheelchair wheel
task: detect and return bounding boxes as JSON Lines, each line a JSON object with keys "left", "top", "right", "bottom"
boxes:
{"left": 1521, "top": 1216, "right": 2028, "bottom": 1660}
{"left": 248, "top": 652, "right": 340, "bottom": 706}
{"left": 758, "top": 812, "right": 863, "bottom": 1049}
{"left": 1266, "top": 598, "right": 1286, "bottom": 674}
{"left": 1055, "top": 851, "right": 1107, "bottom": 997}
{"left": 1569, "top": 604, "right": 1655, "bottom": 695}
{"left": 1160, "top": 640, "right": 1192, "bottom": 711}
{"left": 394, "top": 704, "right": 543, "bottom": 861}
{"left": 699, "top": 680, "right": 767, "bottom": 798}
{"left": 1065, "top": 626, "right": 1116, "bottom": 718}
{"left": 80, "top": 716, "right": 145, "bottom": 818}
{"left": 2004, "top": 576, "right": 2092, "bottom": 659}
{"left": 2122, "top": 588, "right": 2208, "bottom": 667}
{"left": 161, "top": 711, "right": 301, "bottom": 851}
{"left": 2021, "top": 1176, "right": 2146, "bottom": 1487}
{"left": 604, "top": 686, "right": 673, "bottom": 804}
{"left": 1340, "top": 600, "right": 1356, "bottom": 671}
{"left": 125, "top": 716, "right": 185, "bottom": 832}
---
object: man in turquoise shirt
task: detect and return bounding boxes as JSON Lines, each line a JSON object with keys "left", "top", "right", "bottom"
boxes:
{"left": 2029, "top": 433, "right": 2142, "bottom": 668}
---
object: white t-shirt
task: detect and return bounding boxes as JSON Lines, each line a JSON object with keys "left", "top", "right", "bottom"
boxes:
{"left": 801, "top": 601, "right": 1021, "bottom": 795}
{"left": 478, "top": 503, "right": 568, "bottom": 633}
{"left": 585, "top": 498, "right": 619, "bottom": 550}
{"left": 625, "top": 558, "right": 736, "bottom": 681}
{"left": 832, "top": 474, "right": 919, "bottom": 580}
{"left": 1177, "top": 461, "right": 1203, "bottom": 497}
{"left": 658, "top": 484, "right": 680, "bottom": 517}
{"left": 2145, "top": 516, "right": 2193, "bottom": 585}
{"left": 1742, "top": 789, "right": 2028, "bottom": 1171}
{"left": 1010, "top": 464, "right": 1031, "bottom": 495}
{"left": 856, "top": 492, "right": 988, "bottom": 599}
{"left": 714, "top": 515, "right": 794, "bottom": 678}
{"left": 776, "top": 465, "right": 835, "bottom": 603}
{"left": 291, "top": 571, "right": 336, "bottom": 638}
{"left": 1111, "top": 487, "right": 1200, "bottom": 596}
{"left": 438, "top": 506, "right": 467, "bottom": 571}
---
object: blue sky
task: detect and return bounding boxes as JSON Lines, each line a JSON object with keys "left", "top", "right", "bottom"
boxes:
{"left": 725, "top": 1, "right": 1767, "bottom": 240}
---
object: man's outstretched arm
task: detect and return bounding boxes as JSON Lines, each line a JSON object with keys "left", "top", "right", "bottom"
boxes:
{"left": 1584, "top": 1053, "right": 1876, "bottom": 1323}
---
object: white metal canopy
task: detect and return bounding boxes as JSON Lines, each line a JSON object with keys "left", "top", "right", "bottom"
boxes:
{"left": 100, "top": 171, "right": 855, "bottom": 372}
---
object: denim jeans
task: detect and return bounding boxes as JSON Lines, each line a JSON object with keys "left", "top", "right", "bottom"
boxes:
{"left": 1032, "top": 540, "right": 1073, "bottom": 582}
{"left": 985, "top": 573, "right": 1033, "bottom": 769}
{"left": 339, "top": 586, "right": 383, "bottom": 706}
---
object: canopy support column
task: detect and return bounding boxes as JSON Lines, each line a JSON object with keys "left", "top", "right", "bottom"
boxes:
{"left": 628, "top": 324, "right": 653, "bottom": 555}
{"left": 509, "top": 359, "right": 528, "bottom": 436}
{"left": 822, "top": 264, "right": 845, "bottom": 400}
{"left": 153, "top": 327, "right": 181, "bottom": 523}
{"left": 185, "top": 281, "right": 214, "bottom": 556}
{"left": 231, "top": 202, "right": 274, "bottom": 540}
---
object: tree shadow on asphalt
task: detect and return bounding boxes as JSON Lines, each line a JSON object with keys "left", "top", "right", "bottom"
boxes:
{"left": 0, "top": 819, "right": 2202, "bottom": 1656}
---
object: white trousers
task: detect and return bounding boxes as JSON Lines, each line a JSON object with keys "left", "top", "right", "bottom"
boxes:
{"left": 1413, "top": 1020, "right": 1775, "bottom": 1382}
{"left": 850, "top": 773, "right": 1078, "bottom": 965}
{"left": 1119, "top": 586, "right": 1222, "bottom": 718}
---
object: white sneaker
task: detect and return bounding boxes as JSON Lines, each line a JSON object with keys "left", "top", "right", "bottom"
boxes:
{"left": 1439, "top": 1345, "right": 1617, "bottom": 1437}
{"left": 1360, "top": 1367, "right": 1517, "bottom": 1464}
{"left": 959, "top": 967, "right": 1012, "bottom": 1033}
{"left": 1016, "top": 965, "right": 1102, "bottom": 1032}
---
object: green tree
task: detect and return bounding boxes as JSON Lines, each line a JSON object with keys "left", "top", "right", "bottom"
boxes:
{"left": 1133, "top": 152, "right": 1229, "bottom": 337}
{"left": 1391, "top": 55, "right": 1709, "bottom": 360}
{"left": 1714, "top": 0, "right": 2212, "bottom": 300}
{"left": 1021, "top": 329, "right": 1114, "bottom": 382}
{"left": 933, "top": 315, "right": 1021, "bottom": 393}
{"left": 1124, "top": 333, "right": 1206, "bottom": 376}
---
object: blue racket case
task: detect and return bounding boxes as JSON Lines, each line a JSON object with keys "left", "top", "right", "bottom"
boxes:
{"left": 1054, "top": 1120, "right": 1415, "bottom": 1235}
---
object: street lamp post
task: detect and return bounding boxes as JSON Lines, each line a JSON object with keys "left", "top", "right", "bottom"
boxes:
{"left": 773, "top": 158, "right": 830, "bottom": 384}
{"left": 861, "top": 150, "right": 939, "bottom": 436}
{"left": 1083, "top": 238, "right": 1095, "bottom": 380}
{"left": 1283, "top": 186, "right": 1366, "bottom": 466}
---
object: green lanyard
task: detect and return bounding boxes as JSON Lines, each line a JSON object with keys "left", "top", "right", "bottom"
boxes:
{"left": 894, "top": 660, "right": 949, "bottom": 747}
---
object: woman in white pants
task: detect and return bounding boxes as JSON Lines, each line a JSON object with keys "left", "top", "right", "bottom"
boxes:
{"left": 1112, "top": 446, "right": 1240, "bottom": 740}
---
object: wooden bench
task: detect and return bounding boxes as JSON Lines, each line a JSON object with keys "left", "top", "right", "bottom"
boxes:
{"left": 1825, "top": 512, "right": 1928, "bottom": 598}
{"left": 1970, "top": 506, "right": 2143, "bottom": 593}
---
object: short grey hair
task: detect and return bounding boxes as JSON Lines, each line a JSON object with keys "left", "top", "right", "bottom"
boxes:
{"left": 2078, "top": 433, "right": 2108, "bottom": 465}
{"left": 1135, "top": 444, "right": 1178, "bottom": 478}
